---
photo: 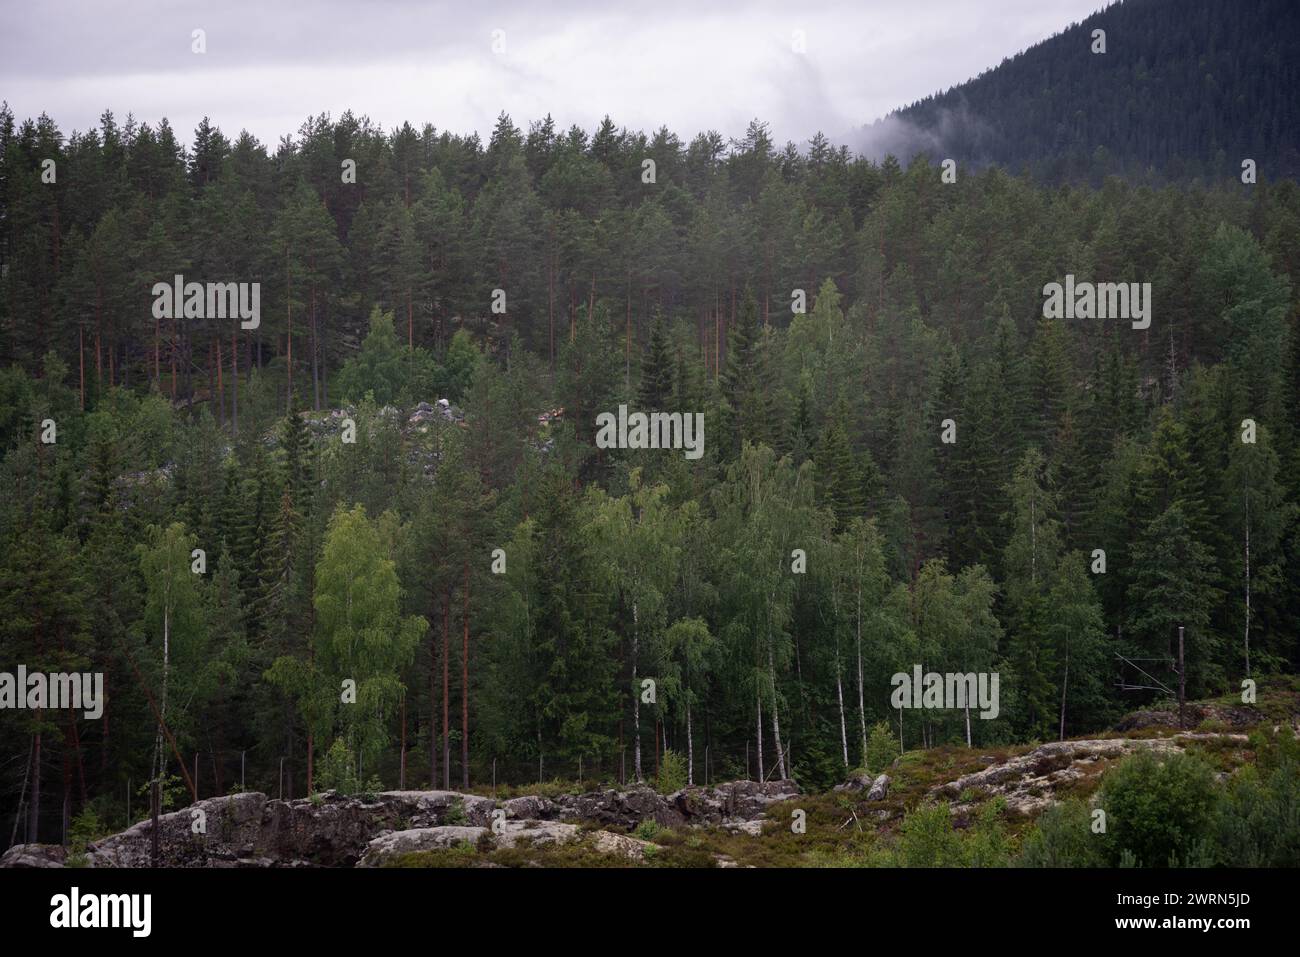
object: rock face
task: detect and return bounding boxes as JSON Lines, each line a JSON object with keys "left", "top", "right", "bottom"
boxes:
{"left": 666, "top": 780, "right": 801, "bottom": 826}
{"left": 929, "top": 734, "right": 1249, "bottom": 816}
{"left": 358, "top": 826, "right": 486, "bottom": 866}
{"left": 3, "top": 780, "right": 795, "bottom": 869}
{"left": 495, "top": 780, "right": 800, "bottom": 830}
{"left": 0, "top": 843, "right": 68, "bottom": 868}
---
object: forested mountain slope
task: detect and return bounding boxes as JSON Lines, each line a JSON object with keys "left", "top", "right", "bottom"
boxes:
{"left": 2, "top": 4, "right": 1300, "bottom": 865}
{"left": 864, "top": 0, "right": 1300, "bottom": 182}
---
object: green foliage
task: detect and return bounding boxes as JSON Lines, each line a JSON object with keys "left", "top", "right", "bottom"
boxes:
{"left": 1019, "top": 799, "right": 1108, "bottom": 867}
{"left": 444, "top": 798, "right": 469, "bottom": 826}
{"left": 335, "top": 308, "right": 443, "bottom": 407}
{"left": 1097, "top": 750, "right": 1219, "bottom": 867}
{"left": 866, "top": 722, "right": 897, "bottom": 775}
{"left": 634, "top": 819, "right": 662, "bottom": 841}
{"left": 316, "top": 739, "right": 361, "bottom": 796}
{"left": 656, "top": 749, "right": 687, "bottom": 795}
{"left": 5, "top": 88, "right": 1300, "bottom": 860}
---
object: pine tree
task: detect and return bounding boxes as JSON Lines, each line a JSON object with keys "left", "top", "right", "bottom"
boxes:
{"left": 637, "top": 319, "right": 674, "bottom": 410}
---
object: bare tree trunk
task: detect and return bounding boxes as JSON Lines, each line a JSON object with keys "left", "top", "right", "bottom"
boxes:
{"left": 429, "top": 615, "right": 438, "bottom": 788}
{"left": 856, "top": 586, "right": 868, "bottom": 764}
{"left": 28, "top": 729, "right": 41, "bottom": 843}
{"left": 1057, "top": 638, "right": 1069, "bottom": 742}
{"left": 399, "top": 694, "right": 407, "bottom": 790}
{"left": 231, "top": 332, "right": 239, "bottom": 436}
{"left": 632, "top": 601, "right": 642, "bottom": 782}
{"left": 442, "top": 586, "right": 450, "bottom": 790}
{"left": 755, "top": 686, "right": 764, "bottom": 782}
{"left": 12, "top": 736, "right": 33, "bottom": 848}
{"left": 770, "top": 649, "right": 787, "bottom": 780}
{"left": 686, "top": 702, "right": 694, "bottom": 786}
{"left": 836, "top": 663, "right": 849, "bottom": 767}
{"left": 461, "top": 563, "right": 470, "bottom": 790}
{"left": 1244, "top": 486, "right": 1252, "bottom": 677}
{"left": 285, "top": 246, "right": 293, "bottom": 411}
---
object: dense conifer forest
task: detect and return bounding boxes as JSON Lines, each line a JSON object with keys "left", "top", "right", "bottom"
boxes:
{"left": 2, "top": 0, "right": 1299, "bottom": 871}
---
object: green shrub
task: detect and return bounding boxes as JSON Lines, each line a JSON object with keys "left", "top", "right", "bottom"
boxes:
{"left": 1019, "top": 798, "right": 1108, "bottom": 867}
{"left": 1214, "top": 729, "right": 1300, "bottom": 866}
{"left": 897, "top": 803, "right": 963, "bottom": 867}
{"left": 866, "top": 722, "right": 897, "bottom": 775}
{"left": 1097, "top": 750, "right": 1219, "bottom": 867}
{"left": 445, "top": 797, "right": 469, "bottom": 826}
{"left": 634, "top": 819, "right": 662, "bottom": 841}
{"left": 65, "top": 807, "right": 112, "bottom": 868}
{"left": 316, "top": 739, "right": 361, "bottom": 796}
{"left": 656, "top": 749, "right": 687, "bottom": 794}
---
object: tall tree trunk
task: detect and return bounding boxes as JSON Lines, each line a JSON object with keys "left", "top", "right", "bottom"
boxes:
{"left": 632, "top": 601, "right": 642, "bottom": 781}
{"left": 461, "top": 563, "right": 470, "bottom": 790}
{"left": 285, "top": 245, "right": 293, "bottom": 410}
{"left": 1244, "top": 485, "right": 1251, "bottom": 677}
{"left": 755, "top": 687, "right": 764, "bottom": 782}
{"left": 230, "top": 331, "right": 239, "bottom": 436}
{"left": 836, "top": 661, "right": 849, "bottom": 767}
{"left": 28, "top": 729, "right": 41, "bottom": 843}
{"left": 399, "top": 694, "right": 407, "bottom": 790}
{"left": 856, "top": 583, "right": 868, "bottom": 764}
{"left": 215, "top": 335, "right": 224, "bottom": 425}
{"left": 1057, "top": 639, "right": 1069, "bottom": 743}
{"left": 770, "top": 649, "right": 787, "bottom": 780}
{"left": 311, "top": 283, "right": 321, "bottom": 412}
{"left": 429, "top": 614, "right": 438, "bottom": 788}
{"left": 686, "top": 702, "right": 694, "bottom": 786}
{"left": 442, "top": 585, "right": 450, "bottom": 790}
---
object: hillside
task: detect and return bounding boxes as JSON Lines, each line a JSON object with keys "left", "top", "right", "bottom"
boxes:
{"left": 5, "top": 680, "right": 1296, "bottom": 868}
{"left": 859, "top": 0, "right": 1300, "bottom": 182}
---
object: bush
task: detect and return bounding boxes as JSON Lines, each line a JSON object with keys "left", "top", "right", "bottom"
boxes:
{"left": 896, "top": 803, "right": 963, "bottom": 867}
{"left": 335, "top": 308, "right": 442, "bottom": 406}
{"left": 656, "top": 749, "right": 687, "bottom": 794}
{"left": 1019, "top": 798, "right": 1108, "bottom": 867}
{"left": 1097, "top": 750, "right": 1219, "bottom": 867}
{"left": 866, "top": 721, "right": 897, "bottom": 775}
{"left": 445, "top": 797, "right": 469, "bottom": 826}
{"left": 316, "top": 739, "right": 361, "bottom": 796}
{"left": 634, "top": 819, "right": 662, "bottom": 842}
{"left": 1213, "top": 729, "right": 1300, "bottom": 866}
{"left": 65, "top": 808, "right": 111, "bottom": 868}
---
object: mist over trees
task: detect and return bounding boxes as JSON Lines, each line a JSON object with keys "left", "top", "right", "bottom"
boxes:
{"left": 2, "top": 98, "right": 1300, "bottom": 847}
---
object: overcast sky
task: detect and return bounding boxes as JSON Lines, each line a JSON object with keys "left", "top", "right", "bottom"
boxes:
{"left": 1, "top": 0, "right": 1107, "bottom": 150}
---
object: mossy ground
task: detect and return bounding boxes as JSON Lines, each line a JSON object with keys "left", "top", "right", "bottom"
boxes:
{"left": 388, "top": 682, "right": 1297, "bottom": 867}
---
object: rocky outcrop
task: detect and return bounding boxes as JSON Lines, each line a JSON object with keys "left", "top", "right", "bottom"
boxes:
{"left": 835, "top": 772, "right": 890, "bottom": 801}
{"left": 495, "top": 780, "right": 800, "bottom": 830}
{"left": 929, "top": 734, "right": 1249, "bottom": 816}
{"left": 0, "top": 843, "right": 68, "bottom": 868}
{"left": 3, "top": 779, "right": 793, "bottom": 869}
{"left": 358, "top": 826, "right": 486, "bottom": 866}
{"left": 666, "top": 780, "right": 800, "bottom": 825}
